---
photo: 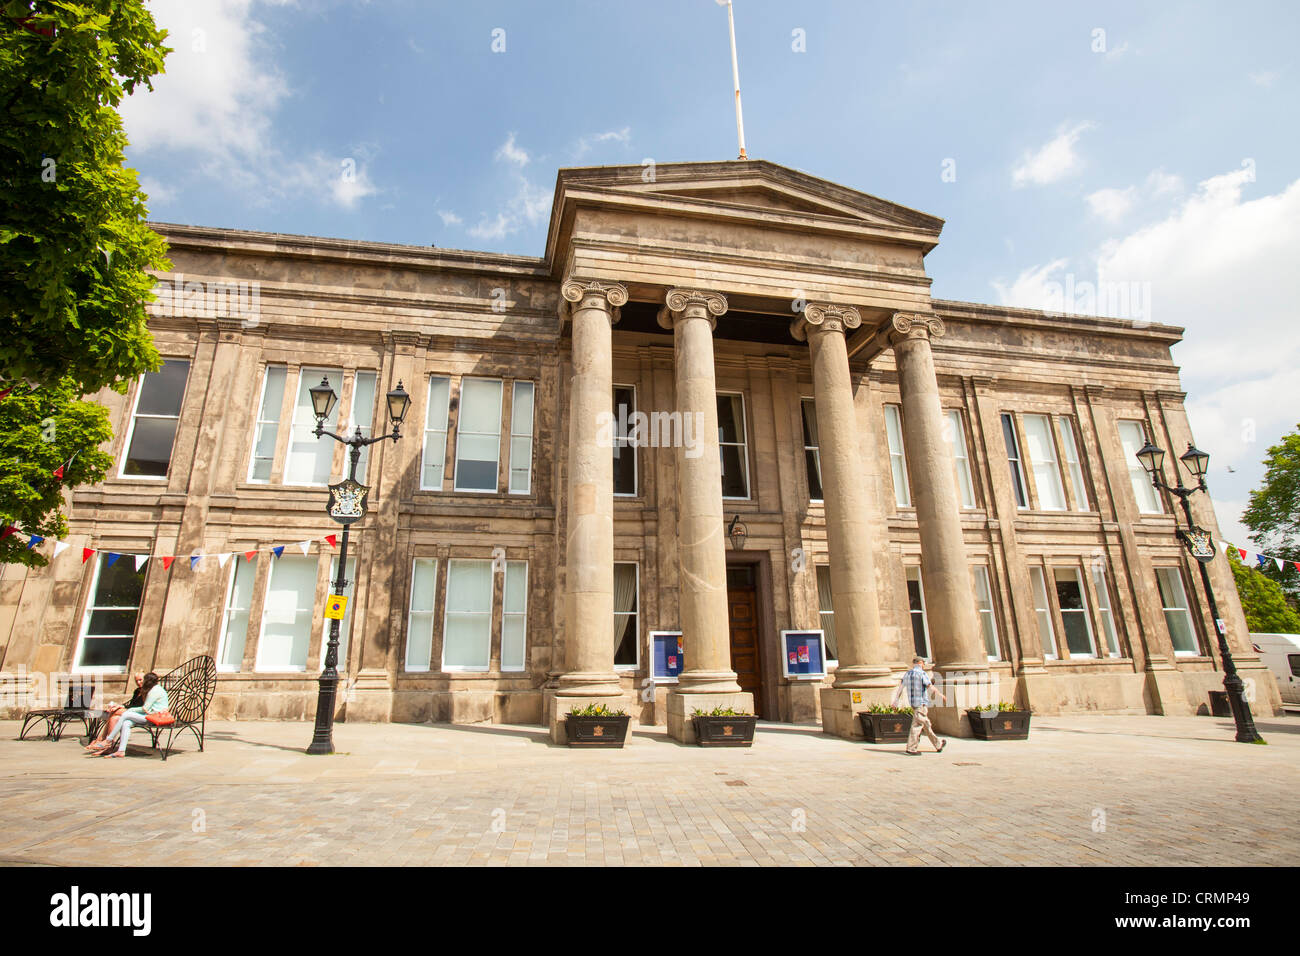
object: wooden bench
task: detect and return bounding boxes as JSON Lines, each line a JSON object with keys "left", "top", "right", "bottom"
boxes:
{"left": 145, "top": 656, "right": 217, "bottom": 761}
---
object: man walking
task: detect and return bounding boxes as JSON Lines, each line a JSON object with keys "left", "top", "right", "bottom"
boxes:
{"left": 893, "top": 656, "right": 947, "bottom": 755}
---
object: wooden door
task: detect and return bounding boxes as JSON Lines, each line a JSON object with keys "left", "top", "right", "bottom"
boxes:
{"left": 726, "top": 565, "right": 763, "bottom": 717}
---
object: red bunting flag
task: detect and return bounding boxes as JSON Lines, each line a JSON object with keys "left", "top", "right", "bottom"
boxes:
{"left": 82, "top": 547, "right": 95, "bottom": 563}
{"left": 325, "top": 534, "right": 337, "bottom": 548}
{"left": 1294, "top": 562, "right": 1300, "bottom": 574}
{"left": 0, "top": 525, "right": 16, "bottom": 540}
{"left": 161, "top": 556, "right": 175, "bottom": 570}
{"left": 244, "top": 550, "right": 258, "bottom": 562}
{"left": 1238, "top": 548, "right": 1248, "bottom": 562}
{"left": 53, "top": 464, "right": 65, "bottom": 480}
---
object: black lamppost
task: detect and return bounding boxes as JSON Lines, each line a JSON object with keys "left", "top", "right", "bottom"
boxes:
{"left": 1136, "top": 439, "right": 1265, "bottom": 744}
{"left": 305, "top": 377, "right": 411, "bottom": 755}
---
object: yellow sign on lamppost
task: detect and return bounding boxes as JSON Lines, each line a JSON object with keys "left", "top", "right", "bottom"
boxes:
{"left": 324, "top": 595, "right": 348, "bottom": 620}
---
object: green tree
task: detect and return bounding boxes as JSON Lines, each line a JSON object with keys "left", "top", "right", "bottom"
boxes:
{"left": 1, "top": 1, "right": 170, "bottom": 396}
{"left": 1242, "top": 424, "right": 1300, "bottom": 606}
{"left": 1229, "top": 554, "right": 1300, "bottom": 634}
{"left": 0, "top": 376, "right": 113, "bottom": 567}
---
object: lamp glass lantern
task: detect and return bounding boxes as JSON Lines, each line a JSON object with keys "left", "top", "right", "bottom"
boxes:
{"left": 1135, "top": 440, "right": 1165, "bottom": 480}
{"left": 310, "top": 377, "right": 338, "bottom": 423}
{"left": 727, "top": 515, "right": 748, "bottom": 551}
{"left": 386, "top": 380, "right": 411, "bottom": 427}
{"left": 1180, "top": 443, "right": 1210, "bottom": 483}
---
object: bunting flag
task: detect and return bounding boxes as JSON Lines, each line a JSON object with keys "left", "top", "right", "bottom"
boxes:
{"left": 106, "top": 553, "right": 121, "bottom": 567}
{"left": 52, "top": 465, "right": 64, "bottom": 480}
{"left": 81, "top": 547, "right": 94, "bottom": 564}
{"left": 1218, "top": 538, "right": 1300, "bottom": 574}
{"left": 272, "top": 545, "right": 285, "bottom": 559}
{"left": 53, "top": 541, "right": 70, "bottom": 559}
{"left": 325, "top": 534, "right": 337, "bottom": 548}
{"left": 134, "top": 554, "right": 149, "bottom": 571}
{"left": 0, "top": 525, "right": 16, "bottom": 540}
{"left": 1276, "top": 557, "right": 1286, "bottom": 573}
{"left": 244, "top": 550, "right": 257, "bottom": 562}
{"left": 161, "top": 556, "right": 175, "bottom": 570}
{"left": 297, "top": 540, "right": 311, "bottom": 555}
{"left": 190, "top": 554, "right": 202, "bottom": 571}
{"left": 1238, "top": 548, "right": 1249, "bottom": 562}
{"left": 217, "top": 552, "right": 232, "bottom": 568}
{"left": 63, "top": 532, "right": 343, "bottom": 572}
{"left": 1216, "top": 540, "right": 1230, "bottom": 555}
{"left": 27, "top": 535, "right": 44, "bottom": 550}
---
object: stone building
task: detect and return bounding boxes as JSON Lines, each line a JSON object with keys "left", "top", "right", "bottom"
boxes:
{"left": 0, "top": 161, "right": 1282, "bottom": 738}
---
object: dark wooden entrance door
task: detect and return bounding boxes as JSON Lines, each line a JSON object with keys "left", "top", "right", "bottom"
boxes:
{"left": 726, "top": 565, "right": 763, "bottom": 717}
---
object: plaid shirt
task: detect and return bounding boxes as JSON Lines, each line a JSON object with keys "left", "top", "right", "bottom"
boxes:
{"left": 899, "top": 666, "right": 933, "bottom": 708}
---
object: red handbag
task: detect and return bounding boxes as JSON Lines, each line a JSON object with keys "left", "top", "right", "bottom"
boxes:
{"left": 146, "top": 711, "right": 176, "bottom": 726}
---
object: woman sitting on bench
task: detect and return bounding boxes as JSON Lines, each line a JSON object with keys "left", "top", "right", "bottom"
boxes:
{"left": 89, "top": 672, "right": 168, "bottom": 758}
{"left": 84, "top": 674, "right": 145, "bottom": 752}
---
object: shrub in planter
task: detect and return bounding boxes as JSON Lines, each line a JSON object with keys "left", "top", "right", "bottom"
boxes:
{"left": 690, "top": 706, "right": 757, "bottom": 747}
{"left": 858, "top": 704, "right": 915, "bottom": 743}
{"left": 565, "top": 703, "right": 631, "bottom": 748}
{"left": 966, "top": 701, "right": 1030, "bottom": 740}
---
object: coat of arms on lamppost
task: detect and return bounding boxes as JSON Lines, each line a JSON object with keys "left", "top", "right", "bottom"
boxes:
{"left": 1178, "top": 525, "right": 1216, "bottom": 564}
{"left": 327, "top": 477, "right": 369, "bottom": 525}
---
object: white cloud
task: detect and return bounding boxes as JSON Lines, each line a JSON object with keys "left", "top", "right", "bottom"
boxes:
{"left": 438, "top": 210, "right": 463, "bottom": 227}
{"left": 468, "top": 213, "right": 511, "bottom": 242}
{"left": 1248, "top": 70, "right": 1280, "bottom": 88}
{"left": 1086, "top": 186, "right": 1137, "bottom": 223}
{"left": 1145, "top": 169, "right": 1183, "bottom": 197}
{"left": 998, "top": 166, "right": 1300, "bottom": 541}
{"left": 573, "top": 127, "right": 631, "bottom": 158}
{"left": 139, "top": 177, "right": 176, "bottom": 205}
{"left": 1011, "top": 122, "right": 1096, "bottom": 186}
{"left": 495, "top": 133, "right": 530, "bottom": 167}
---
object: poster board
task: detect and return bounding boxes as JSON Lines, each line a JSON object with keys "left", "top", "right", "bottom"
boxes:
{"left": 780, "top": 629, "right": 826, "bottom": 679}
{"left": 650, "top": 631, "right": 685, "bottom": 682}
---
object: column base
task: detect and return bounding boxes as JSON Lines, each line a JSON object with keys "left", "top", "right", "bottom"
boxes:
{"left": 666, "top": 690, "right": 754, "bottom": 744}
{"left": 1144, "top": 663, "right": 1193, "bottom": 716}
{"left": 926, "top": 705, "right": 976, "bottom": 739}
{"left": 545, "top": 691, "right": 633, "bottom": 745}
{"left": 337, "top": 668, "right": 393, "bottom": 722}
{"left": 820, "top": 680, "right": 898, "bottom": 740}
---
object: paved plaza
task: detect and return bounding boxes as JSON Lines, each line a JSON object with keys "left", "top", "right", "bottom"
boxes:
{"left": 1, "top": 713, "right": 1296, "bottom": 867}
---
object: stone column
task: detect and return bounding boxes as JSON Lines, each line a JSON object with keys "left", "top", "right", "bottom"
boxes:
{"left": 657, "top": 289, "right": 751, "bottom": 742}
{"left": 890, "top": 312, "right": 988, "bottom": 736}
{"left": 547, "top": 279, "right": 627, "bottom": 742}
{"left": 793, "top": 304, "right": 894, "bottom": 738}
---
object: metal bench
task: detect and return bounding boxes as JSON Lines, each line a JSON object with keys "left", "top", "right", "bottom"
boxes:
{"left": 19, "top": 679, "right": 102, "bottom": 742}
{"left": 145, "top": 655, "right": 217, "bottom": 761}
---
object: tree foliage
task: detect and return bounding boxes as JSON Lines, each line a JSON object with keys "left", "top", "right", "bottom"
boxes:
{"left": 1, "top": 0, "right": 170, "bottom": 396}
{"left": 1229, "top": 554, "right": 1300, "bottom": 634}
{"left": 0, "top": 376, "right": 113, "bottom": 567}
{"left": 1242, "top": 424, "right": 1300, "bottom": 604}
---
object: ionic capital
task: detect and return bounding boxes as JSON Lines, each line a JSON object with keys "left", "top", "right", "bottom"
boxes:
{"left": 888, "top": 311, "right": 946, "bottom": 345}
{"left": 560, "top": 278, "right": 628, "bottom": 325}
{"left": 790, "top": 302, "right": 862, "bottom": 342}
{"left": 656, "top": 288, "right": 728, "bottom": 330}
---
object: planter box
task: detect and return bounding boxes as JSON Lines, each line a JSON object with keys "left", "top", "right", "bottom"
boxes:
{"left": 858, "top": 711, "right": 913, "bottom": 743}
{"left": 564, "top": 714, "right": 630, "bottom": 748}
{"left": 966, "top": 709, "right": 1031, "bottom": 740}
{"left": 692, "top": 715, "right": 757, "bottom": 747}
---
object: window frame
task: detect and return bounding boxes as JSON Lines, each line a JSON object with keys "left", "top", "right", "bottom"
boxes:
{"left": 1090, "top": 562, "right": 1123, "bottom": 657}
{"left": 884, "top": 403, "right": 912, "bottom": 508}
{"left": 440, "top": 558, "right": 494, "bottom": 671}
{"left": 1118, "top": 420, "right": 1164, "bottom": 515}
{"left": 253, "top": 554, "right": 319, "bottom": 673}
{"left": 1053, "top": 565, "right": 1098, "bottom": 659}
{"left": 216, "top": 559, "right": 256, "bottom": 673}
{"left": 1029, "top": 564, "right": 1058, "bottom": 659}
{"left": 1022, "top": 413, "right": 1069, "bottom": 512}
{"left": 283, "top": 366, "right": 345, "bottom": 488}
{"left": 501, "top": 559, "right": 528, "bottom": 672}
{"left": 421, "top": 375, "right": 453, "bottom": 492}
{"left": 613, "top": 561, "right": 640, "bottom": 670}
{"left": 1057, "top": 415, "right": 1090, "bottom": 512}
{"left": 247, "top": 364, "right": 288, "bottom": 484}
{"left": 508, "top": 380, "right": 535, "bottom": 495}
{"left": 905, "top": 565, "right": 931, "bottom": 659}
{"left": 947, "top": 408, "right": 977, "bottom": 510}
{"left": 118, "top": 360, "right": 191, "bottom": 481}
{"left": 717, "top": 391, "right": 751, "bottom": 501}
{"left": 1001, "top": 413, "right": 1030, "bottom": 510}
{"left": 405, "top": 557, "right": 440, "bottom": 672}
{"left": 72, "top": 553, "right": 147, "bottom": 674}
{"left": 613, "top": 384, "right": 639, "bottom": 498}
{"left": 816, "top": 565, "right": 837, "bottom": 665}
{"left": 1156, "top": 566, "right": 1202, "bottom": 656}
{"left": 452, "top": 377, "right": 505, "bottom": 494}
{"left": 802, "top": 397, "right": 824, "bottom": 504}
{"left": 971, "top": 565, "right": 1001, "bottom": 661}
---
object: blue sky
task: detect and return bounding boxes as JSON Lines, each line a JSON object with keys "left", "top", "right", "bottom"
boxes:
{"left": 119, "top": 0, "right": 1300, "bottom": 548}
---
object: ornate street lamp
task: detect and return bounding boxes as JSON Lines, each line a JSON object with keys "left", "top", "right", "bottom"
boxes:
{"left": 1138, "top": 439, "right": 1264, "bottom": 743}
{"left": 727, "top": 514, "right": 748, "bottom": 551}
{"left": 305, "top": 378, "right": 410, "bottom": 755}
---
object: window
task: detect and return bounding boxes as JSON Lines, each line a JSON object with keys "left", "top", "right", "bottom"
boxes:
{"left": 1001, "top": 414, "right": 1029, "bottom": 509}
{"left": 885, "top": 404, "right": 911, "bottom": 507}
{"left": 947, "top": 409, "right": 976, "bottom": 509}
{"left": 971, "top": 566, "right": 1000, "bottom": 660}
{"left": 321, "top": 556, "right": 357, "bottom": 670}
{"left": 405, "top": 558, "right": 438, "bottom": 671}
{"left": 255, "top": 555, "right": 317, "bottom": 671}
{"left": 217, "top": 559, "right": 255, "bottom": 671}
{"left": 613, "top": 562, "right": 639, "bottom": 668}
{"left": 349, "top": 372, "right": 378, "bottom": 484}
{"left": 1118, "top": 420, "right": 1163, "bottom": 514}
{"left": 1023, "top": 414, "right": 1067, "bottom": 511}
{"left": 249, "top": 366, "right": 287, "bottom": 482}
{"left": 502, "top": 561, "right": 528, "bottom": 671}
{"left": 442, "top": 559, "right": 493, "bottom": 669}
{"left": 613, "top": 386, "right": 638, "bottom": 496}
{"left": 285, "top": 368, "right": 343, "bottom": 486}
{"left": 802, "top": 399, "right": 823, "bottom": 502}
{"left": 421, "top": 377, "right": 452, "bottom": 490}
{"left": 1058, "top": 416, "right": 1090, "bottom": 511}
{"left": 1156, "top": 567, "right": 1200, "bottom": 655}
{"left": 1029, "top": 565, "right": 1057, "bottom": 658}
{"left": 75, "top": 554, "right": 147, "bottom": 671}
{"left": 121, "top": 359, "right": 190, "bottom": 478}
{"left": 1091, "top": 563, "right": 1121, "bottom": 657}
{"left": 905, "top": 566, "right": 930, "bottom": 658}
{"left": 454, "top": 379, "right": 503, "bottom": 492}
{"left": 718, "top": 393, "right": 750, "bottom": 499}
{"left": 508, "top": 381, "right": 534, "bottom": 494}
{"left": 1054, "top": 567, "right": 1096, "bottom": 657}
{"left": 816, "top": 566, "right": 837, "bottom": 661}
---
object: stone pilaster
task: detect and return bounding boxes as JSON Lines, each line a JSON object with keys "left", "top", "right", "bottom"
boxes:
{"left": 793, "top": 304, "right": 894, "bottom": 738}
{"left": 657, "top": 288, "right": 750, "bottom": 743}
{"left": 890, "top": 312, "right": 989, "bottom": 736}
{"left": 548, "top": 279, "right": 627, "bottom": 742}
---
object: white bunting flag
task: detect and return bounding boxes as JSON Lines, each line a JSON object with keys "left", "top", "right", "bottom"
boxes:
{"left": 134, "top": 554, "right": 149, "bottom": 571}
{"left": 298, "top": 540, "right": 312, "bottom": 555}
{"left": 1276, "top": 557, "right": 1286, "bottom": 572}
{"left": 217, "top": 552, "right": 232, "bottom": 568}
{"left": 53, "top": 540, "right": 70, "bottom": 559}
{"left": 1216, "top": 540, "right": 1230, "bottom": 555}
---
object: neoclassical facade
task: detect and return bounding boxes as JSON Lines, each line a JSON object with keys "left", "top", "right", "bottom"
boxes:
{"left": 0, "top": 161, "right": 1282, "bottom": 737}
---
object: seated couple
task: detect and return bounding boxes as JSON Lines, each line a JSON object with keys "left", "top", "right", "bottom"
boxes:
{"left": 86, "top": 672, "right": 170, "bottom": 758}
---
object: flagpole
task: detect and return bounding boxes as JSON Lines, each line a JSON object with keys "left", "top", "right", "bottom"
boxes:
{"left": 720, "top": 0, "right": 747, "bottom": 159}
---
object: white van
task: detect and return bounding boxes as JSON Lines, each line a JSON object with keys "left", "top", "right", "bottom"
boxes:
{"left": 1252, "top": 633, "right": 1300, "bottom": 705}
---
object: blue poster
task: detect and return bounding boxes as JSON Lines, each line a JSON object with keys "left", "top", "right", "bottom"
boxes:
{"left": 651, "top": 631, "right": 685, "bottom": 679}
{"left": 782, "top": 630, "right": 825, "bottom": 678}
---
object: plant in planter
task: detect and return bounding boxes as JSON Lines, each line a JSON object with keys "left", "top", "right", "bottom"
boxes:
{"left": 690, "top": 705, "right": 758, "bottom": 747}
{"left": 857, "top": 703, "right": 915, "bottom": 743}
{"left": 966, "top": 701, "right": 1031, "bottom": 740}
{"left": 565, "top": 702, "right": 631, "bottom": 748}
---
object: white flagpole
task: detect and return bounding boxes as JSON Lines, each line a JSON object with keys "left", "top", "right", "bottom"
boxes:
{"left": 719, "top": 0, "right": 747, "bottom": 159}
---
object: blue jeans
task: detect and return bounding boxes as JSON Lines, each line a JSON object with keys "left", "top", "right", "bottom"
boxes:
{"left": 103, "top": 710, "right": 150, "bottom": 755}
